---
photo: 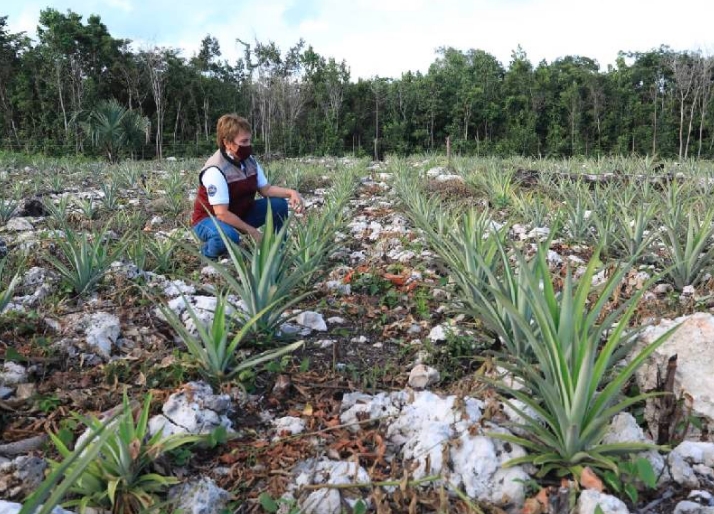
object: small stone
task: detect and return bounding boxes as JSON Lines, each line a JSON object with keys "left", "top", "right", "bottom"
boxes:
{"left": 14, "top": 383, "right": 35, "bottom": 400}
{"left": 408, "top": 365, "right": 440, "bottom": 389}
{"left": 688, "top": 490, "right": 714, "bottom": 503}
{"left": 84, "top": 312, "right": 121, "bottom": 360}
{"left": 674, "top": 500, "right": 714, "bottom": 514}
{"left": 4, "top": 218, "right": 33, "bottom": 231}
{"left": 168, "top": 477, "right": 231, "bottom": 514}
{"left": 316, "top": 339, "right": 335, "bottom": 348}
{"left": 527, "top": 227, "right": 550, "bottom": 239}
{"left": 428, "top": 324, "right": 449, "bottom": 342}
{"left": 546, "top": 250, "right": 562, "bottom": 266}
{"left": 324, "top": 280, "right": 351, "bottom": 295}
{"left": 272, "top": 375, "right": 291, "bottom": 397}
{"left": 682, "top": 285, "right": 696, "bottom": 297}
{"left": 148, "top": 381, "right": 233, "bottom": 437}
{"left": 434, "top": 174, "right": 464, "bottom": 183}
{"left": 577, "top": 490, "right": 629, "bottom": 514}
{"left": 0, "top": 500, "right": 73, "bottom": 514}
{"left": 0, "top": 362, "right": 28, "bottom": 386}
{"left": 273, "top": 416, "right": 306, "bottom": 439}
{"left": 407, "top": 324, "right": 422, "bottom": 335}
{"left": 654, "top": 283, "right": 674, "bottom": 295}
{"left": 295, "top": 311, "right": 327, "bottom": 332}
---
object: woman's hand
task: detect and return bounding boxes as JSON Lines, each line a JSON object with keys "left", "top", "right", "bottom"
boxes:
{"left": 288, "top": 190, "right": 304, "bottom": 213}
{"left": 248, "top": 226, "right": 263, "bottom": 243}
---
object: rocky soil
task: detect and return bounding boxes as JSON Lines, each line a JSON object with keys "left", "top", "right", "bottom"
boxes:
{"left": 1, "top": 158, "right": 714, "bottom": 514}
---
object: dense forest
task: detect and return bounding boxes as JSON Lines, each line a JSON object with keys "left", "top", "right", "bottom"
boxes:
{"left": 1, "top": 8, "right": 714, "bottom": 160}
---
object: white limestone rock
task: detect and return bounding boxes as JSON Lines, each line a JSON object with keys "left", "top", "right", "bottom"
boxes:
{"left": 385, "top": 391, "right": 528, "bottom": 509}
{"left": 546, "top": 250, "right": 563, "bottom": 266}
{"left": 4, "top": 218, "right": 34, "bottom": 231}
{"left": 527, "top": 227, "right": 550, "bottom": 240}
{"left": 434, "top": 174, "right": 465, "bottom": 183}
{"left": 654, "top": 283, "right": 674, "bottom": 295}
{"left": 602, "top": 413, "right": 668, "bottom": 482}
{"left": 0, "top": 362, "right": 28, "bottom": 386}
{"left": 324, "top": 280, "right": 351, "bottom": 295}
{"left": 273, "top": 416, "right": 306, "bottom": 440}
{"left": 84, "top": 312, "right": 121, "bottom": 360}
{"left": 292, "top": 459, "right": 371, "bottom": 514}
{"left": 168, "top": 477, "right": 231, "bottom": 514}
{"left": 577, "top": 490, "right": 630, "bottom": 514}
{"left": 674, "top": 501, "right": 714, "bottom": 514}
{"left": 158, "top": 295, "right": 241, "bottom": 335}
{"left": 148, "top": 381, "right": 233, "bottom": 437}
{"left": 0, "top": 500, "right": 74, "bottom": 514}
{"left": 408, "top": 364, "right": 440, "bottom": 389}
{"left": 159, "top": 279, "right": 196, "bottom": 298}
{"left": 295, "top": 311, "right": 327, "bottom": 332}
{"left": 668, "top": 442, "right": 714, "bottom": 488}
{"left": 428, "top": 324, "right": 449, "bottom": 342}
{"left": 688, "top": 491, "right": 714, "bottom": 504}
{"left": 0, "top": 456, "right": 47, "bottom": 500}
{"left": 426, "top": 166, "right": 447, "bottom": 177}
{"left": 340, "top": 391, "right": 408, "bottom": 433}
{"left": 20, "top": 266, "right": 57, "bottom": 292}
{"left": 636, "top": 314, "right": 714, "bottom": 441}
{"left": 109, "top": 260, "right": 144, "bottom": 280}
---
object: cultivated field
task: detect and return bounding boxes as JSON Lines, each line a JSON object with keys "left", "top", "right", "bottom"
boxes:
{"left": 1, "top": 154, "right": 714, "bottom": 513}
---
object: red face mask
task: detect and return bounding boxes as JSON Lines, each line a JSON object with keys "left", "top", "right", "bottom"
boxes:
{"left": 237, "top": 145, "right": 252, "bottom": 161}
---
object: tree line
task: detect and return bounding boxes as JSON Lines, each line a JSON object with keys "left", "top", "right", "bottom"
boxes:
{"left": 1, "top": 8, "right": 713, "bottom": 161}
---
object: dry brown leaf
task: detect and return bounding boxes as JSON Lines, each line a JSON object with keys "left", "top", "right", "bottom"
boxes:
{"left": 522, "top": 498, "right": 544, "bottom": 514}
{"left": 535, "top": 487, "right": 549, "bottom": 506}
{"left": 580, "top": 466, "right": 604, "bottom": 492}
{"left": 129, "top": 439, "right": 141, "bottom": 461}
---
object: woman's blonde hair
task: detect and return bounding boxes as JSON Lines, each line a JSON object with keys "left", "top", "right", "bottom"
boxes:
{"left": 216, "top": 114, "right": 251, "bottom": 149}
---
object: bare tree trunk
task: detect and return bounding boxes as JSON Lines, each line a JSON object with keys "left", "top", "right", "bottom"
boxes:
{"left": 174, "top": 100, "right": 181, "bottom": 145}
{"left": 203, "top": 97, "right": 209, "bottom": 140}
{"left": 684, "top": 90, "right": 699, "bottom": 159}
{"left": 55, "top": 63, "right": 68, "bottom": 134}
{"left": 696, "top": 57, "right": 714, "bottom": 158}
{"left": 143, "top": 48, "right": 167, "bottom": 160}
{"left": 669, "top": 53, "right": 697, "bottom": 160}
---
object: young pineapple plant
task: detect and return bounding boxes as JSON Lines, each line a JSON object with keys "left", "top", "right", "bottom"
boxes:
{"left": 48, "top": 392, "right": 203, "bottom": 514}
{"left": 45, "top": 224, "right": 127, "bottom": 296}
{"left": 611, "top": 201, "right": 657, "bottom": 261}
{"left": 658, "top": 202, "right": 714, "bottom": 291}
{"left": 0, "top": 258, "right": 20, "bottom": 312}
{"left": 158, "top": 292, "right": 304, "bottom": 385}
{"left": 478, "top": 247, "right": 679, "bottom": 478}
{"left": 206, "top": 205, "right": 318, "bottom": 337}
{"left": 0, "top": 198, "right": 18, "bottom": 225}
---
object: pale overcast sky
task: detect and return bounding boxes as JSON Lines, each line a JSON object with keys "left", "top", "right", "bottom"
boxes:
{"left": 5, "top": 0, "right": 713, "bottom": 79}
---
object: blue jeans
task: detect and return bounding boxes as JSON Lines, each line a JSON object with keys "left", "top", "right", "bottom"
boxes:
{"left": 193, "top": 198, "right": 288, "bottom": 258}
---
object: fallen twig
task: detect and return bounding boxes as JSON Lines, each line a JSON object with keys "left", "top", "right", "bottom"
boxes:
{"left": 0, "top": 434, "right": 47, "bottom": 456}
{"left": 299, "top": 474, "right": 441, "bottom": 491}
